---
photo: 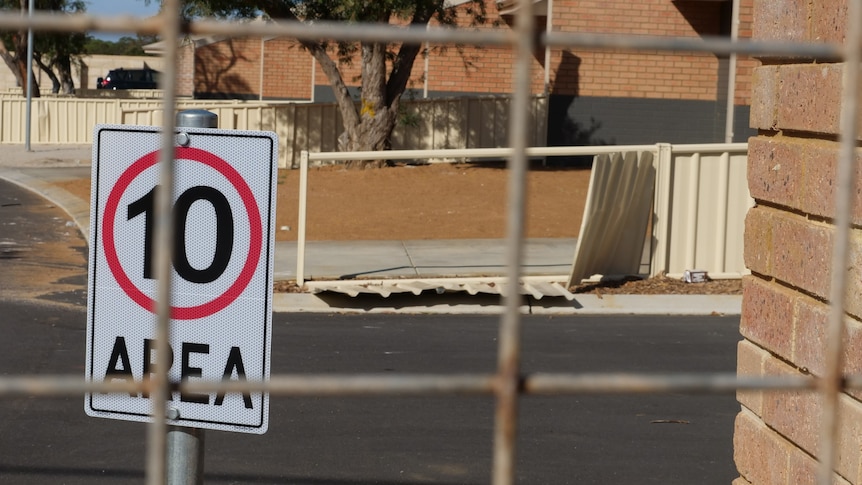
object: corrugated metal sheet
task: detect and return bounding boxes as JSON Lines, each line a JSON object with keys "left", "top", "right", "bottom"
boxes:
{"left": 305, "top": 276, "right": 575, "bottom": 300}
{"left": 564, "top": 144, "right": 750, "bottom": 284}
{"left": 567, "top": 151, "right": 655, "bottom": 285}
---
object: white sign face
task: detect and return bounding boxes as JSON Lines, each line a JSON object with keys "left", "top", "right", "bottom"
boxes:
{"left": 85, "top": 124, "right": 277, "bottom": 434}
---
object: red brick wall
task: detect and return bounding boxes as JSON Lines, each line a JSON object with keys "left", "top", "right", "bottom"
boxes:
{"left": 551, "top": 0, "right": 716, "bottom": 100}
{"left": 195, "top": 37, "right": 261, "bottom": 97}
{"left": 419, "top": 0, "right": 757, "bottom": 100}
{"left": 193, "top": 0, "right": 754, "bottom": 104}
{"left": 421, "top": 0, "right": 545, "bottom": 95}
{"left": 262, "top": 38, "right": 312, "bottom": 100}
{"left": 737, "top": 0, "right": 861, "bottom": 483}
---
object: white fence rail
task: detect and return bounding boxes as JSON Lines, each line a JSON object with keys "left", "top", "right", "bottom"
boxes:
{"left": 0, "top": 95, "right": 547, "bottom": 168}
{"left": 297, "top": 142, "right": 751, "bottom": 293}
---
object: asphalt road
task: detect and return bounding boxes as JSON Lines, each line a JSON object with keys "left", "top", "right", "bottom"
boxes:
{"left": 0, "top": 178, "right": 742, "bottom": 484}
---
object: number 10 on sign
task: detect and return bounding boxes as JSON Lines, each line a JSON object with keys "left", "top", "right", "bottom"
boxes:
{"left": 85, "top": 125, "right": 278, "bottom": 434}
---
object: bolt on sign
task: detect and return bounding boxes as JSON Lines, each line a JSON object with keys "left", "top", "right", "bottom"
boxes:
{"left": 85, "top": 125, "right": 278, "bottom": 434}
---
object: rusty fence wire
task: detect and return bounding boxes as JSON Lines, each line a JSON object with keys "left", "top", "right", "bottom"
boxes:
{"left": 0, "top": 0, "right": 860, "bottom": 484}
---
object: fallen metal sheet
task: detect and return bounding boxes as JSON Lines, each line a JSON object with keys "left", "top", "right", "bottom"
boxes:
{"left": 303, "top": 276, "right": 576, "bottom": 300}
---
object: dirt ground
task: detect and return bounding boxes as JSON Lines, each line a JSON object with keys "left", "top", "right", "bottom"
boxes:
{"left": 54, "top": 161, "right": 741, "bottom": 295}
{"left": 56, "top": 161, "right": 590, "bottom": 241}
{"left": 273, "top": 161, "right": 588, "bottom": 241}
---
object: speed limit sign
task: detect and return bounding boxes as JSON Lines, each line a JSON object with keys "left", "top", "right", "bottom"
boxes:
{"left": 85, "top": 124, "right": 277, "bottom": 434}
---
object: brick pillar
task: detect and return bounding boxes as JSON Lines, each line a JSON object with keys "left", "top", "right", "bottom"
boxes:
{"left": 176, "top": 42, "right": 195, "bottom": 98}
{"left": 735, "top": 1, "right": 862, "bottom": 484}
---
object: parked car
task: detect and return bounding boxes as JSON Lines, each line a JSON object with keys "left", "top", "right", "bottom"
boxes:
{"left": 97, "top": 68, "right": 160, "bottom": 90}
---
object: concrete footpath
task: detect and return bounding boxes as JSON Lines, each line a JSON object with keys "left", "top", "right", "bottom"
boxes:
{"left": 0, "top": 144, "right": 742, "bottom": 315}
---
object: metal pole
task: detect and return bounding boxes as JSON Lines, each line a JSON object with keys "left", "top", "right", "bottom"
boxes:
{"left": 297, "top": 151, "right": 308, "bottom": 286}
{"left": 259, "top": 38, "right": 265, "bottom": 101}
{"left": 492, "top": 0, "right": 533, "bottom": 483}
{"left": 24, "top": 0, "right": 33, "bottom": 151}
{"left": 818, "top": 0, "right": 862, "bottom": 480}
{"left": 543, "top": 0, "right": 553, "bottom": 95}
{"left": 146, "top": 0, "right": 182, "bottom": 481}
{"left": 165, "top": 109, "right": 219, "bottom": 485}
{"left": 723, "top": 0, "right": 740, "bottom": 143}
{"left": 167, "top": 426, "right": 205, "bottom": 485}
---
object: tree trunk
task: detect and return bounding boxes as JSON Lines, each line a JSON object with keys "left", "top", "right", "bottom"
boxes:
{"left": 35, "top": 56, "right": 61, "bottom": 94}
{"left": 55, "top": 55, "right": 75, "bottom": 94}
{"left": 335, "top": 41, "right": 399, "bottom": 169}
{"left": 0, "top": 48, "right": 24, "bottom": 89}
{"left": 12, "top": 32, "right": 40, "bottom": 97}
{"left": 301, "top": 39, "right": 395, "bottom": 169}
{"left": 339, "top": 109, "right": 399, "bottom": 169}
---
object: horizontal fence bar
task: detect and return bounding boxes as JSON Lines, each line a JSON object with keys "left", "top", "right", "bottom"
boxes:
{"left": 0, "top": 373, "right": 847, "bottom": 398}
{"left": 0, "top": 12, "right": 166, "bottom": 37}
{"left": 306, "top": 145, "right": 660, "bottom": 162}
{"left": 305, "top": 143, "right": 748, "bottom": 162}
{"left": 0, "top": 376, "right": 144, "bottom": 396}
{"left": 0, "top": 12, "right": 844, "bottom": 60}
{"left": 669, "top": 143, "right": 749, "bottom": 154}
{"left": 525, "top": 373, "right": 818, "bottom": 394}
{"left": 191, "top": 375, "right": 500, "bottom": 396}
{"left": 544, "top": 31, "right": 843, "bottom": 59}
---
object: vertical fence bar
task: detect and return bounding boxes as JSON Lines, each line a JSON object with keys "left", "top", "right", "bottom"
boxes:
{"left": 492, "top": 0, "right": 533, "bottom": 483}
{"left": 24, "top": 0, "right": 33, "bottom": 151}
{"left": 713, "top": 152, "right": 730, "bottom": 273}
{"left": 724, "top": 0, "right": 740, "bottom": 143}
{"left": 297, "top": 151, "right": 309, "bottom": 286}
{"left": 650, "top": 143, "right": 673, "bottom": 277}
{"left": 818, "top": 0, "right": 862, "bottom": 481}
{"left": 164, "top": 110, "right": 218, "bottom": 485}
{"left": 683, "top": 153, "right": 700, "bottom": 270}
{"left": 147, "top": 0, "right": 183, "bottom": 482}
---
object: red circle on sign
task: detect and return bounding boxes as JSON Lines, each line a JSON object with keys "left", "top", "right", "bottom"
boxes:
{"left": 102, "top": 147, "right": 263, "bottom": 320}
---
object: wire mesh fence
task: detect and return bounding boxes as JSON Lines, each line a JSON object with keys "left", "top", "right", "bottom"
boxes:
{"left": 0, "top": 0, "right": 859, "bottom": 484}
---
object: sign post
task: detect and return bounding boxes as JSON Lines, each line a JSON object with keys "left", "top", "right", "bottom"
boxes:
{"left": 85, "top": 112, "right": 278, "bottom": 481}
{"left": 167, "top": 110, "right": 218, "bottom": 485}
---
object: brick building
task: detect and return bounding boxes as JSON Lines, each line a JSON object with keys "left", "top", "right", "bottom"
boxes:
{"left": 157, "top": 0, "right": 757, "bottom": 145}
{"left": 735, "top": 0, "right": 862, "bottom": 483}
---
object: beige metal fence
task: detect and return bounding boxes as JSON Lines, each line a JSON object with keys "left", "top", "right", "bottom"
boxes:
{"left": 651, "top": 143, "right": 752, "bottom": 279}
{"left": 0, "top": 95, "right": 547, "bottom": 168}
{"left": 296, "top": 142, "right": 750, "bottom": 297}
{"left": 0, "top": 1, "right": 858, "bottom": 485}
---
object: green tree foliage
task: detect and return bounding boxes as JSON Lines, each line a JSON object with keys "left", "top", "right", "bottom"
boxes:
{"left": 0, "top": 0, "right": 89, "bottom": 95}
{"left": 84, "top": 35, "right": 159, "bottom": 56}
{"left": 33, "top": 0, "right": 87, "bottom": 93}
{"left": 0, "top": 0, "right": 37, "bottom": 95}
{"left": 175, "top": 0, "right": 488, "bottom": 163}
